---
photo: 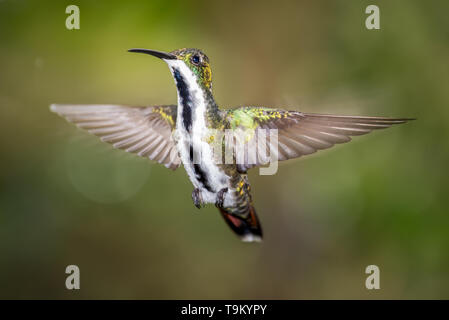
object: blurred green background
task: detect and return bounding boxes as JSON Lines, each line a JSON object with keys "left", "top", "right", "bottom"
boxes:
{"left": 0, "top": 0, "right": 448, "bottom": 299}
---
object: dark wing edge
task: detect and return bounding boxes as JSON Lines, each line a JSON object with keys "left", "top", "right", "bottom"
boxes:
{"left": 50, "top": 104, "right": 181, "bottom": 170}
{"left": 228, "top": 107, "right": 414, "bottom": 171}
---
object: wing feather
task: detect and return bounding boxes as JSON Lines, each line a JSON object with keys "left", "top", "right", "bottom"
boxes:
{"left": 51, "top": 104, "right": 181, "bottom": 170}
{"left": 225, "top": 107, "right": 413, "bottom": 171}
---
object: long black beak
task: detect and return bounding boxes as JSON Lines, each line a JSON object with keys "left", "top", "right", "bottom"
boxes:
{"left": 128, "top": 48, "right": 177, "bottom": 60}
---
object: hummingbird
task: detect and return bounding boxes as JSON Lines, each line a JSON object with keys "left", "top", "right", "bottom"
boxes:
{"left": 51, "top": 48, "right": 413, "bottom": 242}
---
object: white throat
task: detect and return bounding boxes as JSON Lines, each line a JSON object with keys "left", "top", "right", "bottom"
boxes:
{"left": 164, "top": 59, "right": 208, "bottom": 136}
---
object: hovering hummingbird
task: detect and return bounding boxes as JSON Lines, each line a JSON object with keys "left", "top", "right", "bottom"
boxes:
{"left": 51, "top": 48, "right": 413, "bottom": 242}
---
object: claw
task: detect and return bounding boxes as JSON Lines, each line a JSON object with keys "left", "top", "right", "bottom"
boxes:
{"left": 215, "top": 188, "right": 228, "bottom": 208}
{"left": 192, "top": 188, "right": 203, "bottom": 209}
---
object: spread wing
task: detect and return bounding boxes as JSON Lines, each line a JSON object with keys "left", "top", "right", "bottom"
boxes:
{"left": 224, "top": 107, "right": 413, "bottom": 172}
{"left": 51, "top": 104, "right": 181, "bottom": 170}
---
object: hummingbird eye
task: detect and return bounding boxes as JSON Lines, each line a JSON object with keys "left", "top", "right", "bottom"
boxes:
{"left": 191, "top": 55, "right": 200, "bottom": 65}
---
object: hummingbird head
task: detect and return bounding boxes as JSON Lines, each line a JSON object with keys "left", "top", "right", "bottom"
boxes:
{"left": 128, "top": 48, "right": 213, "bottom": 91}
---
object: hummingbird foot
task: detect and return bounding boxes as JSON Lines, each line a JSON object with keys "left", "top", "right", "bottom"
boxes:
{"left": 215, "top": 188, "right": 228, "bottom": 208}
{"left": 192, "top": 188, "right": 204, "bottom": 209}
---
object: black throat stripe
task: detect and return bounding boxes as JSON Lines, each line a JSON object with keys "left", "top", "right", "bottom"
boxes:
{"left": 173, "top": 67, "right": 192, "bottom": 132}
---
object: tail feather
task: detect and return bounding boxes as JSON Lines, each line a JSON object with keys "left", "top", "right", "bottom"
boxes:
{"left": 218, "top": 205, "right": 263, "bottom": 242}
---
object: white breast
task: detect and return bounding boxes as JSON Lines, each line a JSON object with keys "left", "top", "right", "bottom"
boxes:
{"left": 165, "top": 59, "right": 230, "bottom": 205}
